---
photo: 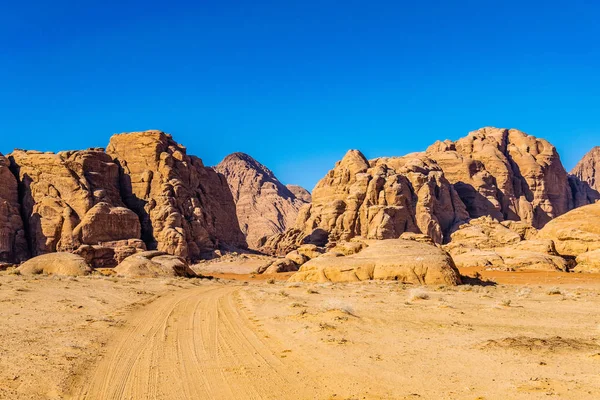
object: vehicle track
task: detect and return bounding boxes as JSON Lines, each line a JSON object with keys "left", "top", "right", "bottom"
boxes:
{"left": 74, "top": 285, "right": 316, "bottom": 399}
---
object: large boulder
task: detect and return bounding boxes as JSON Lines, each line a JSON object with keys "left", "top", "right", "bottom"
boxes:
{"left": 288, "top": 239, "right": 461, "bottom": 285}
{"left": 114, "top": 251, "right": 196, "bottom": 278}
{"left": 0, "top": 153, "right": 28, "bottom": 263}
{"left": 537, "top": 202, "right": 600, "bottom": 257}
{"left": 214, "top": 153, "right": 310, "bottom": 249}
{"left": 19, "top": 253, "right": 92, "bottom": 276}
{"left": 426, "top": 127, "right": 579, "bottom": 228}
{"left": 107, "top": 131, "right": 246, "bottom": 260}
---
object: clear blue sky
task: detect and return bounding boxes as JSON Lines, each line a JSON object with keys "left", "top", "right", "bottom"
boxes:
{"left": 1, "top": 1, "right": 599, "bottom": 190}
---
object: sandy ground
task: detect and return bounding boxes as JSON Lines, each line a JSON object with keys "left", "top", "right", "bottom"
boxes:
{"left": 1, "top": 269, "right": 600, "bottom": 399}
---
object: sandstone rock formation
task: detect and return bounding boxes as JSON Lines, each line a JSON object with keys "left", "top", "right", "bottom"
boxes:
{"left": 215, "top": 153, "right": 310, "bottom": 249}
{"left": 265, "top": 150, "right": 469, "bottom": 254}
{"left": 0, "top": 153, "right": 27, "bottom": 263}
{"left": 286, "top": 185, "right": 312, "bottom": 203}
{"left": 537, "top": 202, "right": 600, "bottom": 257}
{"left": 18, "top": 253, "right": 92, "bottom": 276}
{"left": 9, "top": 149, "right": 144, "bottom": 267}
{"left": 114, "top": 251, "right": 196, "bottom": 278}
{"left": 106, "top": 131, "right": 246, "bottom": 261}
{"left": 288, "top": 239, "right": 461, "bottom": 285}
{"left": 425, "top": 127, "right": 574, "bottom": 228}
{"left": 445, "top": 217, "right": 568, "bottom": 271}
{"left": 574, "top": 249, "right": 600, "bottom": 273}
{"left": 571, "top": 147, "right": 600, "bottom": 192}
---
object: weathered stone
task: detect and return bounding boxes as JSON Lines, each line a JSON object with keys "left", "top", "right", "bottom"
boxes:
{"left": 289, "top": 239, "right": 461, "bottom": 285}
{"left": 426, "top": 127, "right": 575, "bottom": 228}
{"left": 18, "top": 253, "right": 92, "bottom": 276}
{"left": 215, "top": 153, "right": 310, "bottom": 249}
{"left": 537, "top": 202, "right": 600, "bottom": 257}
{"left": 0, "top": 153, "right": 27, "bottom": 263}
{"left": 114, "top": 251, "right": 196, "bottom": 278}
{"left": 9, "top": 149, "right": 140, "bottom": 258}
{"left": 574, "top": 249, "right": 600, "bottom": 273}
{"left": 106, "top": 131, "right": 246, "bottom": 260}
{"left": 571, "top": 147, "right": 600, "bottom": 192}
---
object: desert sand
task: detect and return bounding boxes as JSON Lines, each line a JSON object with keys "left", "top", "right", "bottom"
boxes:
{"left": 1, "top": 268, "right": 600, "bottom": 400}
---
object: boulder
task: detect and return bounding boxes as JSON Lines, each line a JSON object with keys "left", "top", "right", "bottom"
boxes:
{"left": 107, "top": 131, "right": 246, "bottom": 260}
{"left": 0, "top": 153, "right": 28, "bottom": 263}
{"left": 537, "top": 202, "right": 600, "bottom": 256}
{"left": 74, "top": 239, "right": 146, "bottom": 268}
{"left": 284, "top": 250, "right": 309, "bottom": 265}
{"left": 261, "top": 258, "right": 299, "bottom": 274}
{"left": 289, "top": 239, "right": 461, "bottom": 285}
{"left": 214, "top": 153, "right": 310, "bottom": 249}
{"left": 19, "top": 253, "right": 92, "bottom": 276}
{"left": 574, "top": 250, "right": 600, "bottom": 273}
{"left": 114, "top": 251, "right": 196, "bottom": 278}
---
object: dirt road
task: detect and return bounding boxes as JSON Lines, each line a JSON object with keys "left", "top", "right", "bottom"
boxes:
{"left": 72, "top": 285, "right": 318, "bottom": 400}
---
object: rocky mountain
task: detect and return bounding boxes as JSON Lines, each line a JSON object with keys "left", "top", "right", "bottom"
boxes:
{"left": 571, "top": 146, "right": 600, "bottom": 192}
{"left": 1, "top": 131, "right": 247, "bottom": 268}
{"left": 425, "top": 127, "right": 574, "bottom": 228}
{"left": 214, "top": 152, "right": 310, "bottom": 249}
{"left": 263, "top": 127, "right": 598, "bottom": 256}
{"left": 262, "top": 149, "right": 470, "bottom": 255}
{"left": 106, "top": 131, "right": 247, "bottom": 260}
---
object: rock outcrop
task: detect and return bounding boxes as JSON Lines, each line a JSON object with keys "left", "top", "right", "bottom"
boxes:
{"left": 0, "top": 153, "right": 27, "bottom": 263}
{"left": 265, "top": 150, "right": 469, "bottom": 254}
{"left": 288, "top": 239, "right": 462, "bottom": 285}
{"left": 537, "top": 202, "right": 600, "bottom": 257}
{"left": 106, "top": 131, "right": 246, "bottom": 261}
{"left": 114, "top": 251, "right": 196, "bottom": 278}
{"left": 9, "top": 149, "right": 145, "bottom": 267}
{"left": 18, "top": 253, "right": 92, "bottom": 276}
{"left": 425, "top": 127, "right": 574, "bottom": 228}
{"left": 215, "top": 153, "right": 310, "bottom": 249}
{"left": 571, "top": 147, "right": 600, "bottom": 192}
{"left": 445, "top": 217, "right": 568, "bottom": 271}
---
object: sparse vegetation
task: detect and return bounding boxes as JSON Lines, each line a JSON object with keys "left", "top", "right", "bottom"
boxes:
{"left": 547, "top": 287, "right": 562, "bottom": 295}
{"left": 307, "top": 288, "right": 319, "bottom": 294}
{"left": 408, "top": 288, "right": 430, "bottom": 301}
{"left": 266, "top": 278, "right": 275, "bottom": 284}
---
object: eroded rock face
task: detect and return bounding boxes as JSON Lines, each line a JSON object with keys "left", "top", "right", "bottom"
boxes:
{"left": 426, "top": 127, "right": 575, "bottom": 228}
{"left": 289, "top": 239, "right": 461, "bottom": 285}
{"left": 9, "top": 149, "right": 143, "bottom": 267}
{"left": 214, "top": 153, "right": 310, "bottom": 249}
{"left": 267, "top": 150, "right": 469, "bottom": 253}
{"left": 445, "top": 217, "right": 568, "bottom": 271}
{"left": 537, "top": 202, "right": 600, "bottom": 257}
{"left": 572, "top": 147, "right": 600, "bottom": 192}
{"left": 106, "top": 131, "right": 246, "bottom": 261}
{"left": 0, "top": 153, "right": 27, "bottom": 263}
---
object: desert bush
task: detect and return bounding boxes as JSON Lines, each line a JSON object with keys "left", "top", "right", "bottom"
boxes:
{"left": 409, "top": 288, "right": 430, "bottom": 301}
{"left": 547, "top": 287, "right": 562, "bottom": 295}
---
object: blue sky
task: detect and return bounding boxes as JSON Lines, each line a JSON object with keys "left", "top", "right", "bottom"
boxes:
{"left": 1, "top": 1, "right": 599, "bottom": 190}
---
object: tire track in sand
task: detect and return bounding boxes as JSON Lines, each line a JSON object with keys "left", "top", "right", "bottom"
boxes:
{"left": 73, "top": 285, "right": 316, "bottom": 400}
